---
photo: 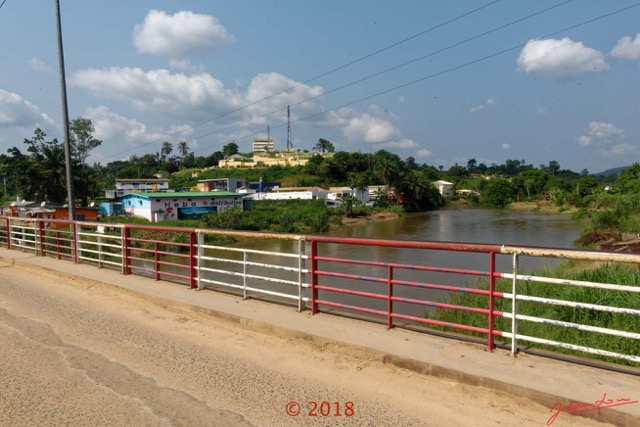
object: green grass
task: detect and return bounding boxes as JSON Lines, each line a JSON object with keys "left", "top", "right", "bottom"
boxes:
{"left": 431, "top": 262, "right": 640, "bottom": 366}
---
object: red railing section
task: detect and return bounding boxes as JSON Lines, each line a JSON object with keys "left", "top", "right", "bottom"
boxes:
{"left": 121, "top": 224, "right": 197, "bottom": 288}
{"left": 39, "top": 219, "right": 77, "bottom": 262}
{"left": 304, "top": 235, "right": 504, "bottom": 350}
{"left": 2, "top": 216, "right": 638, "bottom": 364}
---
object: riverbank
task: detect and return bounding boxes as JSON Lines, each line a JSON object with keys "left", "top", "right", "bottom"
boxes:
{"left": 509, "top": 201, "right": 578, "bottom": 214}
{"left": 340, "top": 210, "right": 399, "bottom": 226}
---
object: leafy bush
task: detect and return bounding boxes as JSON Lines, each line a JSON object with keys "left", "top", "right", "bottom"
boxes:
{"left": 431, "top": 263, "right": 640, "bottom": 366}
{"left": 480, "top": 179, "right": 515, "bottom": 207}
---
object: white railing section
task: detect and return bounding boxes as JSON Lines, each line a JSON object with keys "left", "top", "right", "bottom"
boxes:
{"left": 501, "top": 246, "right": 640, "bottom": 364}
{"left": 76, "top": 222, "right": 125, "bottom": 272}
{"left": 196, "top": 231, "right": 310, "bottom": 311}
{"left": 0, "top": 220, "right": 637, "bottom": 365}
{"left": 8, "top": 219, "right": 38, "bottom": 253}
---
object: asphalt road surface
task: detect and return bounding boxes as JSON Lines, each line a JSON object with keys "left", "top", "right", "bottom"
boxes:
{"left": 0, "top": 264, "right": 614, "bottom": 427}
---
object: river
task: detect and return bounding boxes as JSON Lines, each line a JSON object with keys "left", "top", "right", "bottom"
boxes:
{"left": 331, "top": 207, "right": 581, "bottom": 248}
{"left": 226, "top": 207, "right": 582, "bottom": 317}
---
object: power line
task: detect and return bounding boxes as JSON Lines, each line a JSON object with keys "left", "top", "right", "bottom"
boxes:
{"left": 102, "top": 1, "right": 503, "bottom": 160}
{"left": 0, "top": 0, "right": 9, "bottom": 10}
{"left": 187, "top": 2, "right": 640, "bottom": 156}
{"left": 178, "top": 0, "right": 579, "bottom": 152}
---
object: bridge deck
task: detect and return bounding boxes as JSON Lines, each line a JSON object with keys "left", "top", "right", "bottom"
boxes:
{"left": 1, "top": 249, "right": 638, "bottom": 426}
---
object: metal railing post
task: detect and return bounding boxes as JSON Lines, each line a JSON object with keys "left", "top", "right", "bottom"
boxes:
{"left": 197, "top": 232, "right": 204, "bottom": 290}
{"left": 297, "top": 239, "right": 303, "bottom": 312}
{"left": 387, "top": 265, "right": 394, "bottom": 329}
{"left": 511, "top": 253, "right": 519, "bottom": 356}
{"left": 38, "top": 220, "right": 45, "bottom": 256}
{"left": 310, "top": 240, "right": 318, "bottom": 314}
{"left": 123, "top": 226, "right": 131, "bottom": 275}
{"left": 243, "top": 252, "right": 248, "bottom": 299}
{"left": 154, "top": 241, "right": 160, "bottom": 280}
{"left": 189, "top": 231, "right": 197, "bottom": 289}
{"left": 97, "top": 233, "right": 103, "bottom": 268}
{"left": 72, "top": 221, "right": 78, "bottom": 263}
{"left": 487, "top": 251, "right": 496, "bottom": 351}
{"left": 6, "top": 217, "right": 11, "bottom": 250}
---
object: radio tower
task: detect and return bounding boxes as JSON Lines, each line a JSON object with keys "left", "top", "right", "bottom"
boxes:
{"left": 286, "top": 105, "right": 293, "bottom": 150}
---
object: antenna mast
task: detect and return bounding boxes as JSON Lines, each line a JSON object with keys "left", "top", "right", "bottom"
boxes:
{"left": 286, "top": 105, "right": 293, "bottom": 149}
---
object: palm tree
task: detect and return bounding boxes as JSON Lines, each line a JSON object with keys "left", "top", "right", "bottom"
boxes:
{"left": 178, "top": 141, "right": 189, "bottom": 159}
{"left": 373, "top": 150, "right": 401, "bottom": 187}
{"left": 160, "top": 141, "right": 173, "bottom": 161}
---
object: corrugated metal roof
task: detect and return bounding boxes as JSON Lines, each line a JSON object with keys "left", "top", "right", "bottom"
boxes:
{"left": 119, "top": 191, "right": 244, "bottom": 199}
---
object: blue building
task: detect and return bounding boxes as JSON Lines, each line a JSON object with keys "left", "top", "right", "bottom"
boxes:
{"left": 99, "top": 191, "right": 246, "bottom": 222}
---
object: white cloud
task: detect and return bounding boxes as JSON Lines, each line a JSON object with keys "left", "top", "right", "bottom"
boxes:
{"left": 71, "top": 68, "right": 324, "bottom": 126}
{"left": 608, "top": 143, "right": 634, "bottom": 155}
{"left": 576, "top": 122, "right": 635, "bottom": 158}
{"left": 343, "top": 114, "right": 401, "bottom": 143}
{"left": 167, "top": 124, "right": 195, "bottom": 139}
{"left": 397, "top": 96, "right": 406, "bottom": 104}
{"left": 378, "top": 138, "right": 418, "bottom": 149}
{"left": 133, "top": 10, "right": 235, "bottom": 57}
{"left": 244, "top": 72, "right": 324, "bottom": 118}
{"left": 30, "top": 58, "right": 52, "bottom": 72}
{"left": 535, "top": 107, "right": 547, "bottom": 115}
{"left": 517, "top": 38, "right": 608, "bottom": 79}
{"left": 470, "top": 98, "right": 498, "bottom": 113}
{"left": 587, "top": 121, "right": 624, "bottom": 141}
{"left": 0, "top": 89, "right": 54, "bottom": 128}
{"left": 169, "top": 59, "right": 205, "bottom": 73}
{"left": 72, "top": 67, "right": 231, "bottom": 119}
{"left": 416, "top": 149, "right": 432, "bottom": 158}
{"left": 86, "top": 106, "right": 166, "bottom": 147}
{"left": 577, "top": 121, "right": 627, "bottom": 154}
{"left": 577, "top": 135, "right": 592, "bottom": 146}
{"left": 501, "top": 143, "right": 511, "bottom": 150}
{"left": 611, "top": 33, "right": 640, "bottom": 60}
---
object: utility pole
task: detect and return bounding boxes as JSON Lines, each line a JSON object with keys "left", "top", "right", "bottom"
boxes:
{"left": 55, "top": 0, "right": 75, "bottom": 220}
{"left": 286, "top": 105, "right": 292, "bottom": 150}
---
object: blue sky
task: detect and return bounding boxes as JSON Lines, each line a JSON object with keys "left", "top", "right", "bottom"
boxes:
{"left": 0, "top": 1, "right": 639, "bottom": 173}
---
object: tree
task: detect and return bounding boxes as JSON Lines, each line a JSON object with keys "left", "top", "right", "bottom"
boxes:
{"left": 347, "top": 172, "right": 369, "bottom": 193}
{"left": 222, "top": 141, "right": 239, "bottom": 157}
{"left": 160, "top": 141, "right": 173, "bottom": 161}
{"left": 398, "top": 169, "right": 444, "bottom": 211}
{"left": 69, "top": 118, "right": 102, "bottom": 205}
{"left": 519, "top": 169, "right": 549, "bottom": 197}
{"left": 178, "top": 141, "right": 190, "bottom": 159}
{"left": 447, "top": 165, "right": 469, "bottom": 183}
{"left": 548, "top": 160, "right": 561, "bottom": 176}
{"left": 314, "top": 138, "right": 335, "bottom": 153}
{"left": 406, "top": 156, "right": 418, "bottom": 170}
{"left": 466, "top": 158, "right": 477, "bottom": 172}
{"left": 480, "top": 178, "right": 515, "bottom": 207}
{"left": 373, "top": 150, "right": 402, "bottom": 187}
{"left": 70, "top": 118, "right": 102, "bottom": 165}
{"left": 8, "top": 129, "right": 68, "bottom": 203}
